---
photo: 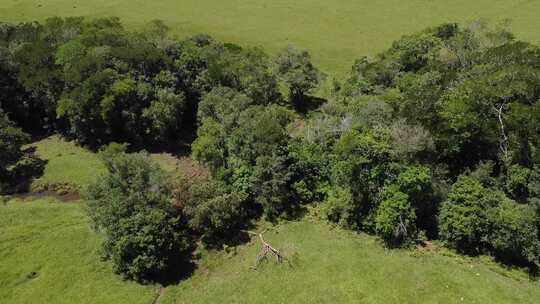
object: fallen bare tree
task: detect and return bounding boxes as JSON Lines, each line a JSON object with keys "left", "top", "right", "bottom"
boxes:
{"left": 245, "top": 229, "right": 285, "bottom": 270}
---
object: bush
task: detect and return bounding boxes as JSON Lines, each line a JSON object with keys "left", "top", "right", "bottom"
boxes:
{"left": 439, "top": 176, "right": 487, "bottom": 253}
{"left": 251, "top": 153, "right": 300, "bottom": 221}
{"left": 487, "top": 200, "right": 540, "bottom": 265}
{"left": 438, "top": 176, "right": 498, "bottom": 254}
{"left": 375, "top": 186, "right": 416, "bottom": 246}
{"left": 176, "top": 177, "right": 248, "bottom": 247}
{"left": 86, "top": 152, "right": 193, "bottom": 283}
{"left": 321, "top": 187, "right": 357, "bottom": 229}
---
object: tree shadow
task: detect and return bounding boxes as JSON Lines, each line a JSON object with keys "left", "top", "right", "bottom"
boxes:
{"left": 292, "top": 95, "right": 327, "bottom": 115}
{"left": 156, "top": 252, "right": 198, "bottom": 286}
{"left": 527, "top": 264, "right": 539, "bottom": 281}
{"left": 2, "top": 147, "right": 46, "bottom": 194}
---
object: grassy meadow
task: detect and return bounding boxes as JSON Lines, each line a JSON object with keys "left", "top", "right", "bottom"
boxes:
{"left": 29, "top": 135, "right": 107, "bottom": 191}
{"left": 1, "top": 0, "right": 539, "bottom": 75}
{"left": 3, "top": 195, "right": 540, "bottom": 303}
{"left": 1, "top": 138, "right": 540, "bottom": 303}
{"left": 0, "top": 199, "right": 158, "bottom": 304}
{"left": 28, "top": 135, "right": 181, "bottom": 192}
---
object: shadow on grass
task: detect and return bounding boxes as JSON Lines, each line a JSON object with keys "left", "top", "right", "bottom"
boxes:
{"left": 157, "top": 254, "right": 198, "bottom": 286}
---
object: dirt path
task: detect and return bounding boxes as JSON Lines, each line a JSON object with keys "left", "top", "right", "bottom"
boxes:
{"left": 150, "top": 286, "right": 166, "bottom": 304}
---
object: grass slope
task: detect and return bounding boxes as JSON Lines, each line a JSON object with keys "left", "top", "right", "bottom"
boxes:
{"left": 0, "top": 199, "right": 157, "bottom": 304}
{"left": 29, "top": 135, "right": 181, "bottom": 191}
{"left": 4, "top": 137, "right": 540, "bottom": 303}
{"left": 30, "top": 135, "right": 106, "bottom": 191}
{"left": 1, "top": 0, "right": 539, "bottom": 75}
{"left": 2, "top": 199, "right": 539, "bottom": 304}
{"left": 164, "top": 220, "right": 540, "bottom": 304}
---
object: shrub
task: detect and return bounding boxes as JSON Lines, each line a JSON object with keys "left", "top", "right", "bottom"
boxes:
{"left": 438, "top": 176, "right": 497, "bottom": 254}
{"left": 375, "top": 186, "right": 416, "bottom": 246}
{"left": 321, "top": 187, "right": 357, "bottom": 229}
{"left": 487, "top": 200, "right": 540, "bottom": 265}
{"left": 177, "top": 177, "right": 248, "bottom": 247}
{"left": 86, "top": 152, "right": 192, "bottom": 283}
{"left": 505, "top": 164, "right": 532, "bottom": 202}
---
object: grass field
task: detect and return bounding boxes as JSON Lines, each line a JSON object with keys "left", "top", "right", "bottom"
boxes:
{"left": 5, "top": 136, "right": 540, "bottom": 303}
{"left": 30, "top": 135, "right": 107, "bottom": 191}
{"left": 0, "top": 199, "right": 158, "bottom": 304}
{"left": 3, "top": 198, "right": 540, "bottom": 303}
{"left": 162, "top": 220, "right": 540, "bottom": 304}
{"left": 1, "top": 0, "right": 539, "bottom": 75}
{"left": 29, "top": 135, "right": 181, "bottom": 192}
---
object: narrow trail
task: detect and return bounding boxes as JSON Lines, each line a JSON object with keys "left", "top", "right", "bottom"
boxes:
{"left": 150, "top": 286, "right": 166, "bottom": 304}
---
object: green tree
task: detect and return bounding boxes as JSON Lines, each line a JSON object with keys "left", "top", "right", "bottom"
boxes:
{"left": 375, "top": 186, "right": 416, "bottom": 246}
{"left": 274, "top": 46, "right": 322, "bottom": 107}
{"left": 0, "top": 111, "right": 43, "bottom": 193}
{"left": 175, "top": 177, "right": 248, "bottom": 248}
{"left": 487, "top": 200, "right": 540, "bottom": 265}
{"left": 438, "top": 176, "right": 497, "bottom": 254}
{"left": 86, "top": 152, "right": 193, "bottom": 282}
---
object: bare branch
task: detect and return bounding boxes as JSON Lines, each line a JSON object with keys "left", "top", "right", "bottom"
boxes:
{"left": 244, "top": 229, "right": 285, "bottom": 270}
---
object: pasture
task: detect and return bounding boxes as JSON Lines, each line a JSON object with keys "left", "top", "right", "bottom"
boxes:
{"left": 1, "top": 0, "right": 539, "bottom": 75}
{"left": 2, "top": 197, "right": 540, "bottom": 303}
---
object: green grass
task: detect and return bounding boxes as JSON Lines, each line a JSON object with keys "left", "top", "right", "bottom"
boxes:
{"left": 0, "top": 199, "right": 157, "bottom": 304}
{"left": 30, "top": 135, "right": 107, "bottom": 191}
{"left": 163, "top": 220, "right": 540, "bottom": 304}
{"left": 3, "top": 199, "right": 539, "bottom": 303}
{"left": 29, "top": 135, "right": 182, "bottom": 191}
{"left": 1, "top": 0, "right": 539, "bottom": 75}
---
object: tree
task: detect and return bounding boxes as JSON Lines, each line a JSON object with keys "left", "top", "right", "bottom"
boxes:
{"left": 0, "top": 111, "right": 43, "bottom": 194}
{"left": 393, "top": 166, "right": 437, "bottom": 235}
{"left": 321, "top": 186, "right": 356, "bottom": 229}
{"left": 438, "top": 176, "right": 497, "bottom": 254}
{"left": 86, "top": 152, "right": 193, "bottom": 282}
{"left": 174, "top": 176, "right": 248, "bottom": 248}
{"left": 487, "top": 199, "right": 540, "bottom": 265}
{"left": 329, "top": 128, "right": 392, "bottom": 231}
{"left": 274, "top": 46, "right": 322, "bottom": 107}
{"left": 251, "top": 152, "right": 300, "bottom": 221}
{"left": 375, "top": 186, "right": 416, "bottom": 246}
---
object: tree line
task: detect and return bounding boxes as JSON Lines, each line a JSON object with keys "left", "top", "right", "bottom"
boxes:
{"left": 2, "top": 18, "right": 540, "bottom": 282}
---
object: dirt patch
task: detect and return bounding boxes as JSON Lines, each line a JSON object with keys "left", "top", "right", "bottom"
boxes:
{"left": 175, "top": 157, "right": 210, "bottom": 179}
{"left": 417, "top": 240, "right": 439, "bottom": 252}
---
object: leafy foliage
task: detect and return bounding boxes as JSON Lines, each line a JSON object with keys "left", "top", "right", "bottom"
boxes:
{"left": 173, "top": 176, "right": 248, "bottom": 248}
{"left": 86, "top": 152, "right": 193, "bottom": 282}
{"left": 0, "top": 111, "right": 44, "bottom": 193}
{"left": 375, "top": 186, "right": 416, "bottom": 246}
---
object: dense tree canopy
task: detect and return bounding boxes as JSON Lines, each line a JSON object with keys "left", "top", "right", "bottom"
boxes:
{"left": 3, "top": 17, "right": 540, "bottom": 276}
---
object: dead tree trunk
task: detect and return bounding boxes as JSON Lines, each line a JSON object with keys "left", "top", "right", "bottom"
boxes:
{"left": 493, "top": 102, "right": 509, "bottom": 163}
{"left": 246, "top": 230, "right": 284, "bottom": 270}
